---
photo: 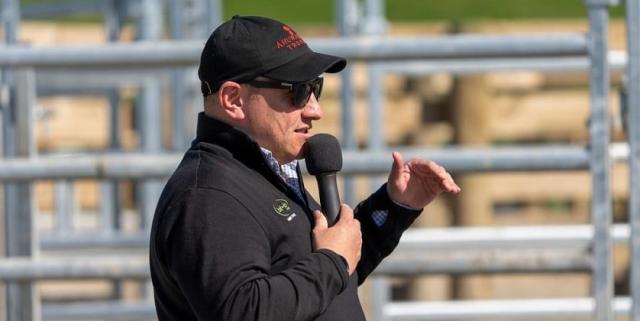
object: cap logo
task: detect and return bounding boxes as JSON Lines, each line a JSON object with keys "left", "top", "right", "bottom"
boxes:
{"left": 276, "top": 25, "right": 305, "bottom": 50}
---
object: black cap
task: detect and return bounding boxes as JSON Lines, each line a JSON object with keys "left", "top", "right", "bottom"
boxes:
{"left": 198, "top": 15, "right": 347, "bottom": 95}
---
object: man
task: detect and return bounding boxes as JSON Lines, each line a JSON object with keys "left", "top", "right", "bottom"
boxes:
{"left": 150, "top": 15, "right": 461, "bottom": 321}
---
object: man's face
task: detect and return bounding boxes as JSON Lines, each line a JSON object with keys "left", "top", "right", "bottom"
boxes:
{"left": 242, "top": 81, "right": 323, "bottom": 164}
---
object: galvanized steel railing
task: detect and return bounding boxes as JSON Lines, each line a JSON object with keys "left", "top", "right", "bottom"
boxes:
{"left": 0, "top": 0, "right": 637, "bottom": 320}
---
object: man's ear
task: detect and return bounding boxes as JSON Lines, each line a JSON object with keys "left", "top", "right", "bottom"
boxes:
{"left": 217, "top": 81, "right": 246, "bottom": 120}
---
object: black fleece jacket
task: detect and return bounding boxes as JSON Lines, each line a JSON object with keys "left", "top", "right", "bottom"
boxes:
{"left": 150, "top": 113, "right": 422, "bottom": 321}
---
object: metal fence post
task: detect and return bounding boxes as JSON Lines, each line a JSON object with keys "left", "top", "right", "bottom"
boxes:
{"left": 336, "top": 0, "right": 359, "bottom": 206}
{"left": 624, "top": 0, "right": 640, "bottom": 320}
{"left": 137, "top": 0, "right": 163, "bottom": 231}
{"left": 5, "top": 68, "right": 39, "bottom": 321}
{"left": 54, "top": 180, "right": 74, "bottom": 233}
{"left": 367, "top": 63, "right": 387, "bottom": 191}
{"left": 2, "top": 1, "right": 38, "bottom": 320}
{"left": 205, "top": 0, "right": 222, "bottom": 31}
{"left": 362, "top": 0, "right": 387, "bottom": 35}
{"left": 103, "top": 0, "right": 127, "bottom": 301}
{"left": 0, "top": 2, "right": 637, "bottom": 319}
{"left": 371, "top": 276, "right": 391, "bottom": 321}
{"left": 103, "top": 0, "right": 125, "bottom": 232}
{"left": 362, "top": 0, "right": 387, "bottom": 153}
{"left": 1, "top": 0, "right": 18, "bottom": 44}
{"left": 169, "top": 0, "right": 187, "bottom": 152}
{"left": 1, "top": 0, "right": 18, "bottom": 163}
{"left": 585, "top": 0, "right": 617, "bottom": 321}
{"left": 102, "top": 90, "right": 121, "bottom": 233}
{"left": 363, "top": 0, "right": 389, "bottom": 192}
{"left": 169, "top": 0, "right": 220, "bottom": 152}
{"left": 0, "top": 1, "right": 16, "bottom": 318}
{"left": 137, "top": 77, "right": 163, "bottom": 228}
{"left": 137, "top": 0, "right": 164, "bottom": 303}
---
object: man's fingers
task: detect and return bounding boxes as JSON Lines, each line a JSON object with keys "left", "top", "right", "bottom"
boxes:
{"left": 435, "top": 166, "right": 461, "bottom": 193}
{"left": 314, "top": 210, "right": 328, "bottom": 230}
{"left": 444, "top": 172, "right": 462, "bottom": 193}
{"left": 412, "top": 160, "right": 449, "bottom": 180}
{"left": 409, "top": 160, "right": 461, "bottom": 194}
{"left": 441, "top": 178, "right": 461, "bottom": 193}
{"left": 337, "top": 204, "right": 354, "bottom": 221}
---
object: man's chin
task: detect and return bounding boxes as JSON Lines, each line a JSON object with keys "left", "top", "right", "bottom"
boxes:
{"left": 294, "top": 148, "right": 306, "bottom": 160}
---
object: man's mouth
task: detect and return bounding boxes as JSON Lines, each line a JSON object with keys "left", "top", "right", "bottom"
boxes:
{"left": 295, "top": 127, "right": 310, "bottom": 134}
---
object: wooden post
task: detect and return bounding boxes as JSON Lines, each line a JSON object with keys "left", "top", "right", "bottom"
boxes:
{"left": 451, "top": 75, "right": 496, "bottom": 299}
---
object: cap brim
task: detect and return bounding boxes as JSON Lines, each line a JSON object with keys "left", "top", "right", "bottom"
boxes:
{"left": 263, "top": 51, "right": 346, "bottom": 83}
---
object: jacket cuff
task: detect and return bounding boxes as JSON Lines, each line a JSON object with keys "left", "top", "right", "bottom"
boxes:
{"left": 368, "top": 183, "right": 422, "bottom": 231}
{"left": 315, "top": 249, "right": 350, "bottom": 292}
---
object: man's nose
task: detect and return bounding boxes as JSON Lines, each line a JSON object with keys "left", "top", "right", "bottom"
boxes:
{"left": 302, "top": 94, "right": 323, "bottom": 119}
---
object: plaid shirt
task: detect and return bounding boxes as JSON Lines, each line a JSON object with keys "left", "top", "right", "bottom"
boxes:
{"left": 260, "top": 148, "right": 305, "bottom": 201}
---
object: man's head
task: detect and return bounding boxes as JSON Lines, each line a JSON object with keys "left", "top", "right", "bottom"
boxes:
{"left": 198, "top": 16, "right": 346, "bottom": 164}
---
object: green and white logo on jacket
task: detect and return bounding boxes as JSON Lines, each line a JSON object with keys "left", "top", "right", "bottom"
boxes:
{"left": 273, "top": 199, "right": 292, "bottom": 216}
{"left": 273, "top": 199, "right": 297, "bottom": 221}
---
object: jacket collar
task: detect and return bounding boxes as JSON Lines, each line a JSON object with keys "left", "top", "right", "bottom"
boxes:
{"left": 195, "top": 112, "right": 271, "bottom": 172}
{"left": 194, "top": 112, "right": 308, "bottom": 205}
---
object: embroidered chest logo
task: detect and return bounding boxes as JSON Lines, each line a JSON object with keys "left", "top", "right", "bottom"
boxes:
{"left": 273, "top": 199, "right": 297, "bottom": 221}
{"left": 275, "top": 25, "right": 305, "bottom": 50}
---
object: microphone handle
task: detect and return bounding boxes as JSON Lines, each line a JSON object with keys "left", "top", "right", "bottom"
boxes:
{"left": 316, "top": 173, "right": 340, "bottom": 226}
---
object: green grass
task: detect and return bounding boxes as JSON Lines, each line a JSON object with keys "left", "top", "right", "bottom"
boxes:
{"left": 223, "top": 0, "right": 626, "bottom": 23}
{"left": 222, "top": 2, "right": 335, "bottom": 24}
{"left": 21, "top": 0, "right": 626, "bottom": 24}
{"left": 386, "top": 0, "right": 624, "bottom": 22}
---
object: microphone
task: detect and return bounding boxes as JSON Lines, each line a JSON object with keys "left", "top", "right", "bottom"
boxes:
{"left": 304, "top": 134, "right": 342, "bottom": 226}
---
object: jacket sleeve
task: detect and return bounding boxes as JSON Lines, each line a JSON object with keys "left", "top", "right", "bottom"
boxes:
{"left": 353, "top": 183, "right": 422, "bottom": 283}
{"left": 155, "top": 187, "right": 349, "bottom": 321}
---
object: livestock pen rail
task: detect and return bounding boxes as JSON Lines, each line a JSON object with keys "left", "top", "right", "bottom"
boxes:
{"left": 1, "top": 0, "right": 638, "bottom": 320}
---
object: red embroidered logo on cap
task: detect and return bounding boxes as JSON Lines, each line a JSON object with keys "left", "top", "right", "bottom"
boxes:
{"left": 276, "top": 25, "right": 305, "bottom": 50}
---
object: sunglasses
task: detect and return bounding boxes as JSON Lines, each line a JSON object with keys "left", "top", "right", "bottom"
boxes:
{"left": 246, "top": 77, "right": 323, "bottom": 108}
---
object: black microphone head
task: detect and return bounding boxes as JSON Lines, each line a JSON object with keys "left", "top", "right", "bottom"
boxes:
{"left": 304, "top": 133, "right": 343, "bottom": 175}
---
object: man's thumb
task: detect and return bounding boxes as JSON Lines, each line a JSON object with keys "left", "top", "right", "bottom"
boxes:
{"left": 388, "top": 152, "right": 404, "bottom": 182}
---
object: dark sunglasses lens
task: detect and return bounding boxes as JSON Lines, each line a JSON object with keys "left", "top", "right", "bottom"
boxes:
{"left": 292, "top": 78, "right": 323, "bottom": 107}
{"left": 312, "top": 78, "right": 323, "bottom": 100}
{"left": 293, "top": 84, "right": 310, "bottom": 107}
